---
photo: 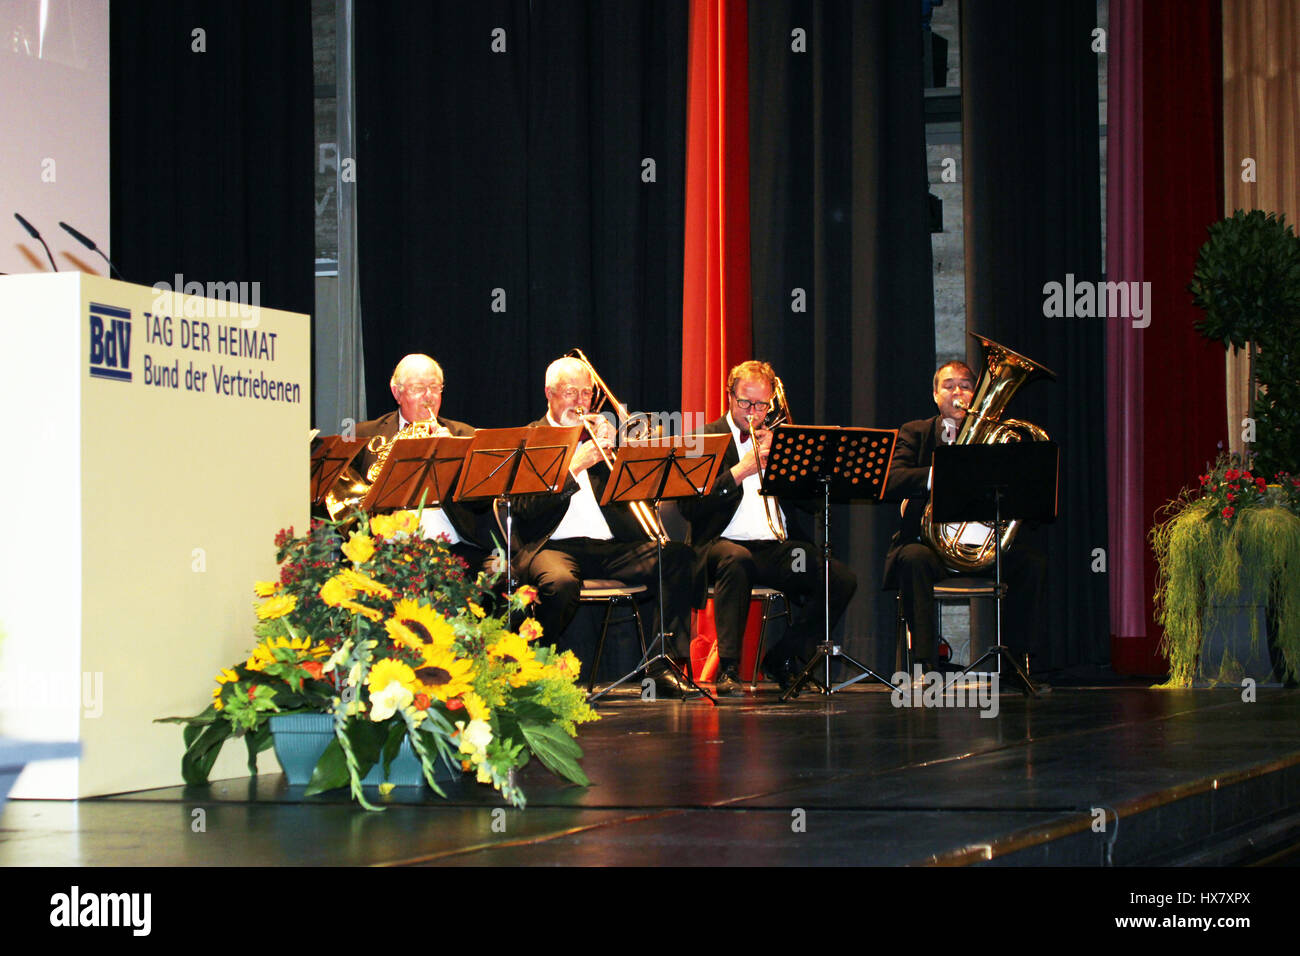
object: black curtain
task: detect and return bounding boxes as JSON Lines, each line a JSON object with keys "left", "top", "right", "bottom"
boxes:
{"left": 355, "top": 1, "right": 687, "bottom": 429}
{"left": 110, "top": 1, "right": 314, "bottom": 319}
{"left": 962, "top": 0, "right": 1109, "bottom": 671}
{"left": 750, "top": 1, "right": 936, "bottom": 673}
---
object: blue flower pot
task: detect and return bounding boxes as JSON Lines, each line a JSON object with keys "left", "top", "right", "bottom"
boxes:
{"left": 269, "top": 713, "right": 438, "bottom": 787}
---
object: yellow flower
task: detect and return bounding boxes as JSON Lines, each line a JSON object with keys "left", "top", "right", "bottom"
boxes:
{"left": 369, "top": 679, "right": 413, "bottom": 722}
{"left": 254, "top": 580, "right": 281, "bottom": 597}
{"left": 467, "top": 602, "right": 485, "bottom": 619}
{"left": 385, "top": 599, "right": 456, "bottom": 651}
{"left": 341, "top": 532, "right": 376, "bottom": 567}
{"left": 337, "top": 568, "right": 393, "bottom": 599}
{"left": 518, "top": 617, "right": 544, "bottom": 642}
{"left": 462, "top": 690, "right": 490, "bottom": 722}
{"left": 413, "top": 644, "right": 475, "bottom": 701}
{"left": 370, "top": 511, "right": 419, "bottom": 539}
{"left": 489, "top": 633, "right": 546, "bottom": 687}
{"left": 320, "top": 573, "right": 386, "bottom": 622}
{"left": 367, "top": 658, "right": 418, "bottom": 695}
{"left": 211, "top": 667, "right": 239, "bottom": 711}
{"left": 255, "top": 594, "right": 297, "bottom": 620}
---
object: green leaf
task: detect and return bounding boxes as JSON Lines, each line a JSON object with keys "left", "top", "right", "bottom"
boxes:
{"left": 304, "top": 738, "right": 350, "bottom": 794}
{"left": 519, "top": 720, "right": 588, "bottom": 787}
{"left": 180, "top": 720, "right": 232, "bottom": 786}
{"left": 244, "top": 723, "right": 273, "bottom": 774}
{"left": 342, "top": 717, "right": 386, "bottom": 778}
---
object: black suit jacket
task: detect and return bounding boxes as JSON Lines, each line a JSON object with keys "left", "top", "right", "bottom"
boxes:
{"left": 881, "top": 415, "right": 945, "bottom": 588}
{"left": 353, "top": 410, "right": 488, "bottom": 548}
{"left": 508, "top": 416, "right": 648, "bottom": 571}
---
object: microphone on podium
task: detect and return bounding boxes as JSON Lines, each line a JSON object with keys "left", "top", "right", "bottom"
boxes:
{"left": 59, "top": 221, "right": 126, "bottom": 280}
{"left": 13, "top": 212, "right": 58, "bottom": 272}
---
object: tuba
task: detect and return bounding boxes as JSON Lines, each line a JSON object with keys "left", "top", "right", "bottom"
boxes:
{"left": 566, "top": 348, "right": 670, "bottom": 545}
{"left": 920, "top": 334, "right": 1055, "bottom": 573}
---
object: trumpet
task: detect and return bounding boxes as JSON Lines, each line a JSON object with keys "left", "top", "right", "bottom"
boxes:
{"left": 566, "top": 348, "right": 670, "bottom": 545}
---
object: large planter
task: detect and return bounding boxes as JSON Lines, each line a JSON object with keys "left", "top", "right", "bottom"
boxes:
{"left": 269, "top": 714, "right": 453, "bottom": 788}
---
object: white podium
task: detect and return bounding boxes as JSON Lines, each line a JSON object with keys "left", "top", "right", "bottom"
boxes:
{"left": 0, "top": 273, "right": 310, "bottom": 797}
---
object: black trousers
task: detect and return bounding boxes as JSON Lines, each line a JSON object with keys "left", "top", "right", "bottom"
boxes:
{"left": 523, "top": 538, "right": 695, "bottom": 656}
{"left": 894, "top": 541, "right": 1046, "bottom": 665}
{"left": 705, "top": 538, "right": 857, "bottom": 663}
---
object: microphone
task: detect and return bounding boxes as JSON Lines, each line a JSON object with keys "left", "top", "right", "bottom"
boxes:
{"left": 59, "top": 221, "right": 125, "bottom": 280}
{"left": 14, "top": 212, "right": 58, "bottom": 272}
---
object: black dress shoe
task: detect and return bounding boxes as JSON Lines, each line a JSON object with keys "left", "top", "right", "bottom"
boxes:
{"left": 643, "top": 661, "right": 685, "bottom": 699}
{"left": 714, "top": 665, "right": 745, "bottom": 697}
{"left": 761, "top": 654, "right": 801, "bottom": 695}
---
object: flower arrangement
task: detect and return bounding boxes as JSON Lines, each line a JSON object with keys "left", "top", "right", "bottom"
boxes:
{"left": 160, "top": 511, "right": 597, "bottom": 809}
{"left": 1151, "top": 454, "right": 1300, "bottom": 686}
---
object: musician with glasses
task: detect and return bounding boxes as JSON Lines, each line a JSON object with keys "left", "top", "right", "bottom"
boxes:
{"left": 354, "top": 353, "right": 495, "bottom": 575}
{"left": 682, "top": 360, "right": 857, "bottom": 696}
{"left": 511, "top": 356, "right": 697, "bottom": 695}
{"left": 884, "top": 360, "right": 1047, "bottom": 682}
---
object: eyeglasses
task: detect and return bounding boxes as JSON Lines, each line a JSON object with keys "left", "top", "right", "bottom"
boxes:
{"left": 555, "top": 386, "right": 595, "bottom": 402}
{"left": 401, "top": 383, "right": 443, "bottom": 397}
{"left": 731, "top": 393, "right": 771, "bottom": 413}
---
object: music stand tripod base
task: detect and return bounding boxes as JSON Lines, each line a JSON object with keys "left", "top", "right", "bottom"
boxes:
{"left": 782, "top": 642, "right": 895, "bottom": 700}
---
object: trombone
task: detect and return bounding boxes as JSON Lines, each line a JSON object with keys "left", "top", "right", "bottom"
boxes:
{"left": 748, "top": 375, "right": 790, "bottom": 542}
{"left": 566, "top": 348, "right": 670, "bottom": 546}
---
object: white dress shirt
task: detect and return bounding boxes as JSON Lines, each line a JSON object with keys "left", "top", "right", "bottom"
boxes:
{"left": 720, "top": 412, "right": 787, "bottom": 542}
{"left": 546, "top": 414, "right": 614, "bottom": 541}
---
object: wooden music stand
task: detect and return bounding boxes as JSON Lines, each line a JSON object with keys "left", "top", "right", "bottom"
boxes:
{"left": 453, "top": 425, "right": 582, "bottom": 592}
{"left": 361, "top": 436, "right": 472, "bottom": 512}
{"left": 309, "top": 434, "right": 365, "bottom": 507}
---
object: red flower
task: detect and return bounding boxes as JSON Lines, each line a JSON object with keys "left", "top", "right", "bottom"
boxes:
{"left": 446, "top": 697, "right": 465, "bottom": 711}
{"left": 1226, "top": 492, "right": 1236, "bottom": 501}
{"left": 1222, "top": 506, "right": 1235, "bottom": 520}
{"left": 301, "top": 661, "right": 324, "bottom": 680}
{"left": 1225, "top": 469, "right": 1239, "bottom": 481}
{"left": 1256, "top": 477, "right": 1267, "bottom": 491}
{"left": 413, "top": 693, "right": 430, "bottom": 710}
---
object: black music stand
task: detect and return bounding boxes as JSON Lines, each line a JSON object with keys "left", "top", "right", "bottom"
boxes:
{"left": 589, "top": 434, "right": 730, "bottom": 703}
{"left": 453, "top": 425, "right": 581, "bottom": 594}
{"left": 360, "top": 436, "right": 472, "bottom": 513}
{"left": 931, "top": 441, "right": 1059, "bottom": 696}
{"left": 759, "top": 425, "right": 899, "bottom": 699}
{"left": 309, "top": 434, "right": 365, "bottom": 507}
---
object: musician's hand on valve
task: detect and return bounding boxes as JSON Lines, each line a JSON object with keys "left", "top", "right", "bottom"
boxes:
{"left": 571, "top": 415, "right": 615, "bottom": 475}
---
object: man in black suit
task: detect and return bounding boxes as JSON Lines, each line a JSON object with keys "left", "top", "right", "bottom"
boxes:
{"left": 354, "top": 353, "right": 495, "bottom": 576}
{"left": 513, "top": 356, "right": 696, "bottom": 694}
{"left": 884, "top": 360, "right": 1046, "bottom": 681}
{"left": 683, "top": 360, "right": 857, "bottom": 696}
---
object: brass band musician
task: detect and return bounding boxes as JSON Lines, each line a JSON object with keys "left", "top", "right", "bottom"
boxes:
{"left": 682, "top": 360, "right": 858, "bottom": 696}
{"left": 353, "top": 353, "right": 495, "bottom": 576}
{"left": 883, "top": 360, "right": 1047, "bottom": 682}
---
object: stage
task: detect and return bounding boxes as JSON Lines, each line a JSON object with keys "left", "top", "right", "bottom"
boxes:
{"left": 4, "top": 681, "right": 1300, "bottom": 868}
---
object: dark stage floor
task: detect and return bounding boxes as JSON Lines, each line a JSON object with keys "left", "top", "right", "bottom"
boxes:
{"left": 5, "top": 684, "right": 1300, "bottom": 867}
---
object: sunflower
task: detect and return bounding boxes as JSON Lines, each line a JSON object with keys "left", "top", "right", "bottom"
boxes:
{"left": 488, "top": 633, "right": 546, "bottom": 687}
{"left": 412, "top": 643, "right": 475, "bottom": 701}
{"left": 385, "top": 599, "right": 456, "bottom": 651}
{"left": 211, "top": 667, "right": 239, "bottom": 711}
{"left": 253, "top": 580, "right": 281, "bottom": 597}
{"left": 340, "top": 532, "right": 376, "bottom": 567}
{"left": 255, "top": 594, "right": 297, "bottom": 620}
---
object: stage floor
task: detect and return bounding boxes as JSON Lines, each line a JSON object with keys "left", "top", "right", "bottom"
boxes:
{"left": 5, "top": 683, "right": 1300, "bottom": 867}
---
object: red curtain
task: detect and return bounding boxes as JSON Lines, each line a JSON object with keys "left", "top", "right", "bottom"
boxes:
{"left": 1109, "top": 0, "right": 1227, "bottom": 674}
{"left": 680, "top": 0, "right": 750, "bottom": 423}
